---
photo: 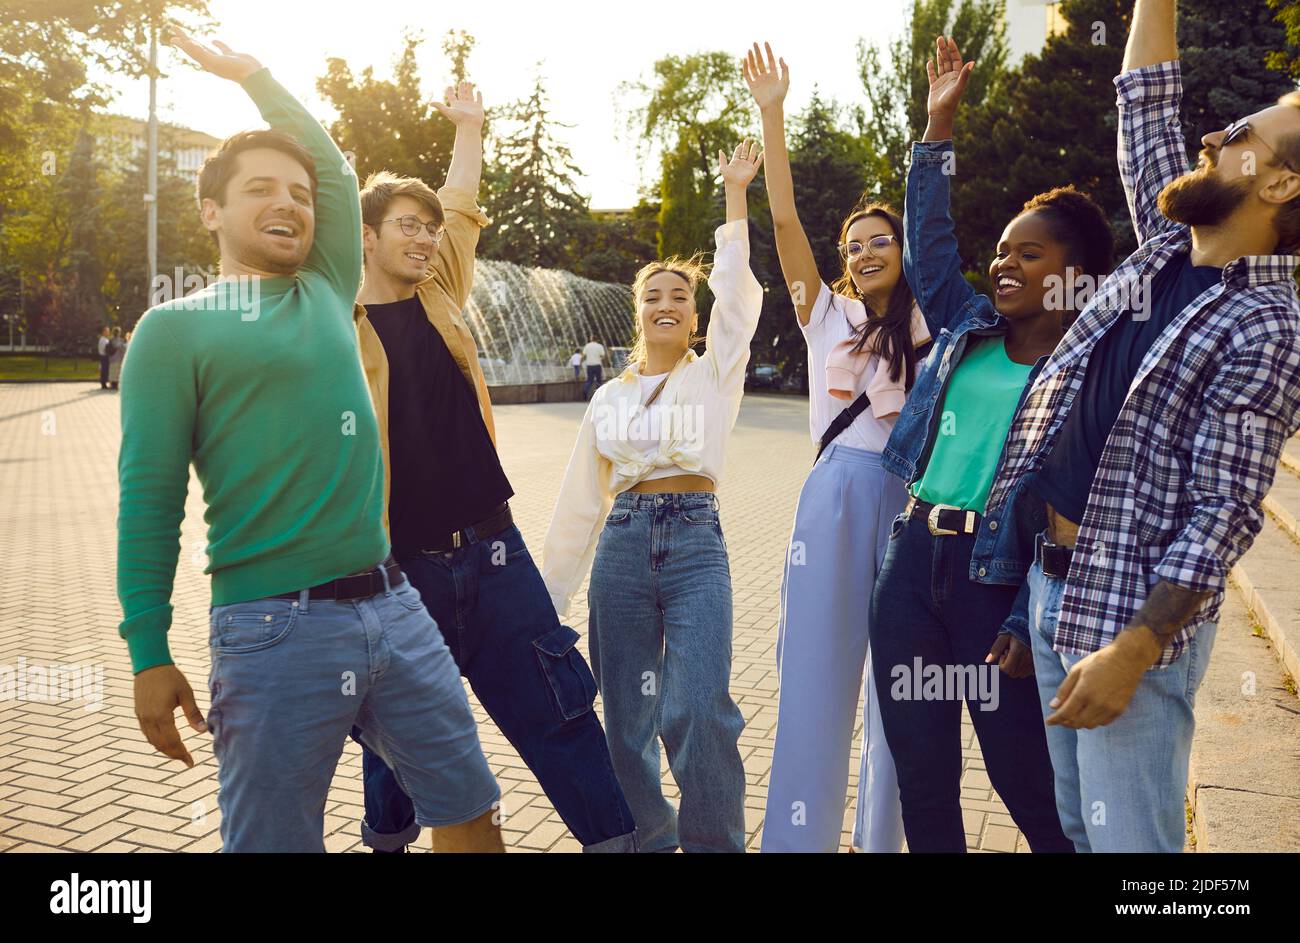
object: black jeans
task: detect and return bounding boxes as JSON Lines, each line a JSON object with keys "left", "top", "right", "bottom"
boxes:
{"left": 351, "top": 524, "right": 635, "bottom": 851}
{"left": 868, "top": 508, "right": 1072, "bottom": 853}
{"left": 99, "top": 355, "right": 110, "bottom": 387}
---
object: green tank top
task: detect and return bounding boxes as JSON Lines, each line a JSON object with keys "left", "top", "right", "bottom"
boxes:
{"left": 909, "top": 336, "right": 1034, "bottom": 514}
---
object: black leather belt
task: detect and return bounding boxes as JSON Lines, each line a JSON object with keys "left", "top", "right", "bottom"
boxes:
{"left": 273, "top": 554, "right": 405, "bottom": 601}
{"left": 904, "top": 495, "right": 981, "bottom": 536}
{"left": 421, "top": 503, "right": 513, "bottom": 553}
{"left": 1036, "top": 531, "right": 1074, "bottom": 579}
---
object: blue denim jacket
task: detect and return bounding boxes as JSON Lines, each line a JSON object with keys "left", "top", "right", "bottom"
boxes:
{"left": 881, "top": 141, "right": 1047, "bottom": 645}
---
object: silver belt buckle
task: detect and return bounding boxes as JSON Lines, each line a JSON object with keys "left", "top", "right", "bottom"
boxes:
{"left": 927, "top": 504, "right": 960, "bottom": 537}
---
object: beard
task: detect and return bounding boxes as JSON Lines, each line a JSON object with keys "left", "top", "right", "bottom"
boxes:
{"left": 1158, "top": 163, "right": 1254, "bottom": 227}
{"left": 223, "top": 228, "right": 309, "bottom": 276}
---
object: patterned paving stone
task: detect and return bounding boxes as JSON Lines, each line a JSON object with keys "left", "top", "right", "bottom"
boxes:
{"left": 0, "top": 383, "right": 1019, "bottom": 852}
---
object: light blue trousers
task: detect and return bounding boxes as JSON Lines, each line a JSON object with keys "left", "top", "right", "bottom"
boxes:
{"left": 762, "top": 444, "right": 907, "bottom": 852}
{"left": 1027, "top": 559, "right": 1217, "bottom": 852}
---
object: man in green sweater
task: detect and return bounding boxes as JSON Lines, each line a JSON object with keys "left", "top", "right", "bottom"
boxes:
{"left": 118, "top": 27, "right": 502, "bottom": 852}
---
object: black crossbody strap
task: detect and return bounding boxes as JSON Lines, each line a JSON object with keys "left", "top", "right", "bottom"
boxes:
{"left": 815, "top": 393, "right": 872, "bottom": 463}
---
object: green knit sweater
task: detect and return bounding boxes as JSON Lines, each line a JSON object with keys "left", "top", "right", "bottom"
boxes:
{"left": 116, "top": 68, "right": 387, "bottom": 673}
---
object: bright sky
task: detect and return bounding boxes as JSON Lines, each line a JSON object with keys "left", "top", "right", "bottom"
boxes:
{"left": 93, "top": 0, "right": 909, "bottom": 207}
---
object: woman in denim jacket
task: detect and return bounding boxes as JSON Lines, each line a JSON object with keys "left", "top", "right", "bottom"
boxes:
{"left": 867, "top": 37, "right": 1114, "bottom": 852}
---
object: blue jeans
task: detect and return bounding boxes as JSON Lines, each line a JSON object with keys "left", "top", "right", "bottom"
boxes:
{"left": 207, "top": 575, "right": 500, "bottom": 852}
{"left": 587, "top": 491, "right": 747, "bottom": 853}
{"left": 1027, "top": 556, "right": 1217, "bottom": 852}
{"left": 353, "top": 525, "right": 635, "bottom": 852}
{"left": 763, "top": 445, "right": 905, "bottom": 853}
{"left": 868, "top": 509, "right": 1072, "bottom": 852}
{"left": 583, "top": 364, "right": 603, "bottom": 399}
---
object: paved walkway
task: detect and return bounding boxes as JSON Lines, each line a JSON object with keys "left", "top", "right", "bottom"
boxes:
{"left": 0, "top": 384, "right": 1024, "bottom": 852}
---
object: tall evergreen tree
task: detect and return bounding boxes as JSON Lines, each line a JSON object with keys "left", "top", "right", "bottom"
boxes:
{"left": 482, "top": 71, "right": 589, "bottom": 269}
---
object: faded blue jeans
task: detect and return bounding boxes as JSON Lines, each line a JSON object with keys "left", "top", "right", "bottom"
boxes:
{"left": 1027, "top": 556, "right": 1218, "bottom": 852}
{"left": 587, "top": 491, "right": 747, "bottom": 853}
{"left": 207, "top": 574, "right": 500, "bottom": 852}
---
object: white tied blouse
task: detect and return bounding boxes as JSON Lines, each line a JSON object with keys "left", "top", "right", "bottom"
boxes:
{"left": 542, "top": 220, "right": 763, "bottom": 617}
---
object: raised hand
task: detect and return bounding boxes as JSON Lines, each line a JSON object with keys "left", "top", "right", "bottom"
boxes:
{"left": 719, "top": 139, "right": 764, "bottom": 190}
{"left": 163, "top": 24, "right": 263, "bottom": 83}
{"left": 926, "top": 35, "right": 974, "bottom": 121}
{"left": 743, "top": 41, "right": 789, "bottom": 113}
{"left": 433, "top": 81, "right": 485, "bottom": 129}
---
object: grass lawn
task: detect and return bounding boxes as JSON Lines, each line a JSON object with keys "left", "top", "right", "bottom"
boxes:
{"left": 0, "top": 355, "right": 101, "bottom": 381}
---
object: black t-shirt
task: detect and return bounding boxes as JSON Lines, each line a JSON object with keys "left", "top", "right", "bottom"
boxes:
{"left": 1035, "top": 252, "right": 1221, "bottom": 523}
{"left": 365, "top": 296, "right": 513, "bottom": 556}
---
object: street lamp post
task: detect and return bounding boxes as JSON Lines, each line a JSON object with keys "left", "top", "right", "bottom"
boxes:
{"left": 146, "top": 20, "right": 159, "bottom": 303}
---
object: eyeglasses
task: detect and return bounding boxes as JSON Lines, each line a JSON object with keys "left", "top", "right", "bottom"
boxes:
{"left": 1221, "top": 117, "right": 1299, "bottom": 174}
{"left": 837, "top": 234, "right": 898, "bottom": 260}
{"left": 380, "top": 215, "right": 446, "bottom": 242}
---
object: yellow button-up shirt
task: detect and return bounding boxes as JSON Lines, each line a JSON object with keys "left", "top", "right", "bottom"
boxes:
{"left": 353, "top": 185, "right": 494, "bottom": 535}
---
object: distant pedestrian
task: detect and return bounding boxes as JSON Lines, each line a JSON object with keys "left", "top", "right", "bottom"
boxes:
{"left": 97, "top": 326, "right": 112, "bottom": 389}
{"left": 108, "top": 327, "right": 125, "bottom": 390}
{"left": 570, "top": 349, "right": 582, "bottom": 380}
{"left": 581, "top": 337, "right": 605, "bottom": 399}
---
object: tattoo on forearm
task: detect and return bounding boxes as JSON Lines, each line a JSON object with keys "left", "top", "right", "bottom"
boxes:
{"left": 1134, "top": 581, "right": 1213, "bottom": 644}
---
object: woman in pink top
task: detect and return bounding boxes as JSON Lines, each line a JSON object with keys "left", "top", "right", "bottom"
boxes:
{"left": 745, "top": 42, "right": 930, "bottom": 853}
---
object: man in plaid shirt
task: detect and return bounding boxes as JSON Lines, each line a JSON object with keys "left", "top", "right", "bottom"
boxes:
{"left": 983, "top": 0, "right": 1300, "bottom": 852}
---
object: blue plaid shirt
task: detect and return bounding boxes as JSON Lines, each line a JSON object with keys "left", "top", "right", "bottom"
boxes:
{"left": 986, "top": 60, "right": 1300, "bottom": 667}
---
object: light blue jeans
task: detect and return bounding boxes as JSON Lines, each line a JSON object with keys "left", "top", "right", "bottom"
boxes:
{"left": 1027, "top": 557, "right": 1217, "bottom": 853}
{"left": 763, "top": 444, "right": 906, "bottom": 853}
{"left": 207, "top": 572, "right": 500, "bottom": 852}
{"left": 587, "top": 491, "right": 747, "bottom": 853}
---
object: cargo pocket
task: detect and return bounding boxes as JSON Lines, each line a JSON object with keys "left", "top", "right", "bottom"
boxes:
{"left": 533, "top": 624, "right": 598, "bottom": 722}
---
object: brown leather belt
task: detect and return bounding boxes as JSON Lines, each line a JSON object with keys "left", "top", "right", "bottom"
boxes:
{"left": 904, "top": 495, "right": 981, "bottom": 536}
{"left": 273, "top": 554, "right": 405, "bottom": 601}
{"left": 421, "top": 503, "right": 513, "bottom": 553}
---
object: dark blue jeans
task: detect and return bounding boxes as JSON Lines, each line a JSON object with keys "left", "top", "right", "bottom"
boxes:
{"left": 351, "top": 524, "right": 635, "bottom": 851}
{"left": 867, "top": 509, "right": 1072, "bottom": 853}
{"left": 583, "top": 364, "right": 603, "bottom": 399}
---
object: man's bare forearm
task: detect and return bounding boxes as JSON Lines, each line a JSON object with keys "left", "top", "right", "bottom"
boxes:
{"left": 1124, "top": 0, "right": 1178, "bottom": 72}
{"left": 444, "top": 124, "right": 483, "bottom": 195}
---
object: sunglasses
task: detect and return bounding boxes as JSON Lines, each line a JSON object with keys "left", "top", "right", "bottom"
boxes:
{"left": 1221, "top": 117, "right": 1298, "bottom": 174}
{"left": 837, "top": 234, "right": 898, "bottom": 260}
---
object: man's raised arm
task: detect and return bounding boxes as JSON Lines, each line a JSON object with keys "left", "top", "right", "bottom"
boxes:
{"left": 1115, "top": 0, "right": 1189, "bottom": 245}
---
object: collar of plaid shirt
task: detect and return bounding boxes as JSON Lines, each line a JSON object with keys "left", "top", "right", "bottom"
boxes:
{"left": 986, "top": 225, "right": 1300, "bottom": 667}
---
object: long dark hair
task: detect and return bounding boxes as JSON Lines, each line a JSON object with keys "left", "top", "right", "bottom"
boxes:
{"left": 828, "top": 203, "right": 920, "bottom": 391}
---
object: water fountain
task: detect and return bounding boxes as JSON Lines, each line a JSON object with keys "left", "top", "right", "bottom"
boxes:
{"left": 466, "top": 259, "right": 633, "bottom": 387}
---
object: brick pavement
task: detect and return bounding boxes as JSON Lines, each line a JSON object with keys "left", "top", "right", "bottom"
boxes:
{"left": 0, "top": 383, "right": 1025, "bottom": 852}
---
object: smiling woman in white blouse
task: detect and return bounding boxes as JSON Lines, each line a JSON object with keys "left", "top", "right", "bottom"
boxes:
{"left": 542, "top": 140, "right": 764, "bottom": 854}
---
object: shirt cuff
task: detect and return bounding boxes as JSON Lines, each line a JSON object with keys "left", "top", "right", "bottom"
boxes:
{"left": 870, "top": 389, "right": 906, "bottom": 419}
{"left": 120, "top": 604, "right": 175, "bottom": 675}
{"left": 437, "top": 185, "right": 491, "bottom": 228}
{"left": 1114, "top": 59, "right": 1183, "bottom": 103}
{"left": 714, "top": 218, "right": 749, "bottom": 247}
{"left": 910, "top": 140, "right": 952, "bottom": 163}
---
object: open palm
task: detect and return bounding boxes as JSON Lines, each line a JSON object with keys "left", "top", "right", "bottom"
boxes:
{"left": 719, "top": 139, "right": 763, "bottom": 189}
{"left": 743, "top": 41, "right": 789, "bottom": 111}
{"left": 433, "top": 81, "right": 484, "bottom": 129}
{"left": 164, "top": 24, "right": 262, "bottom": 83}
{"left": 926, "top": 35, "right": 973, "bottom": 118}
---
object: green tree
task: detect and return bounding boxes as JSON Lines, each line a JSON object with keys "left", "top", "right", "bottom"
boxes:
{"left": 1179, "top": 0, "right": 1297, "bottom": 154}
{"left": 482, "top": 71, "right": 589, "bottom": 269}
{"left": 317, "top": 30, "right": 474, "bottom": 186}
{"left": 1266, "top": 0, "right": 1300, "bottom": 79}
{"left": 622, "top": 51, "right": 754, "bottom": 259}
{"left": 857, "top": 0, "right": 1009, "bottom": 208}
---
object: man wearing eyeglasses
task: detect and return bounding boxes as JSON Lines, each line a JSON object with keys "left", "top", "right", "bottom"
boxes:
{"left": 351, "top": 83, "right": 636, "bottom": 854}
{"left": 983, "top": 0, "right": 1300, "bottom": 852}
